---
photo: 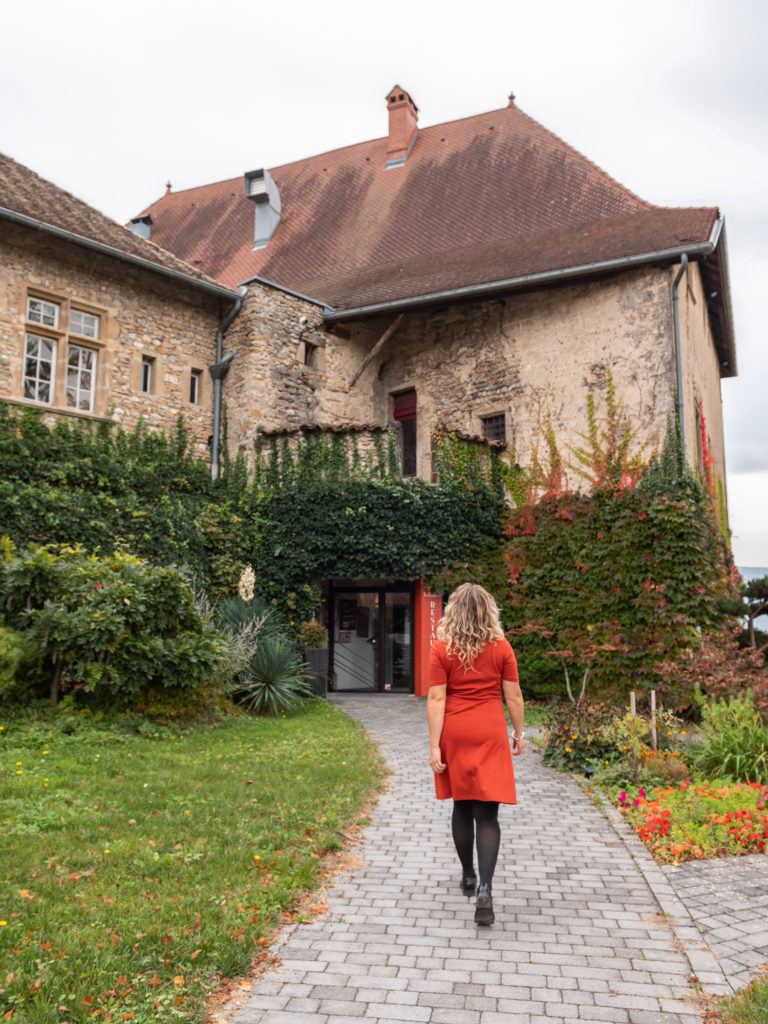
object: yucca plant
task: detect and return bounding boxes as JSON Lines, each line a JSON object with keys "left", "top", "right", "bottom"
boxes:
{"left": 216, "top": 594, "right": 285, "bottom": 642}
{"left": 233, "top": 635, "right": 312, "bottom": 717}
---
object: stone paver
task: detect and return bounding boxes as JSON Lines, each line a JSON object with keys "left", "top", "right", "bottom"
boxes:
{"left": 222, "top": 695, "right": 764, "bottom": 1024}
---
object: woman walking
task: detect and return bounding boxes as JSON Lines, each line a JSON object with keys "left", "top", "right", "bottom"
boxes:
{"left": 427, "top": 583, "right": 525, "bottom": 925}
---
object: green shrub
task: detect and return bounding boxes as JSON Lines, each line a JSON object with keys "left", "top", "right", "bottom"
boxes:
{"left": 299, "top": 619, "right": 328, "bottom": 648}
{"left": 0, "top": 544, "right": 228, "bottom": 704}
{"left": 689, "top": 691, "right": 768, "bottom": 783}
{"left": 0, "top": 624, "right": 41, "bottom": 700}
{"left": 542, "top": 701, "right": 620, "bottom": 773}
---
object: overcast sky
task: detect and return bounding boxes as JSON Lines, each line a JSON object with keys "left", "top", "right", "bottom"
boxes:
{"left": 2, "top": 0, "right": 766, "bottom": 565}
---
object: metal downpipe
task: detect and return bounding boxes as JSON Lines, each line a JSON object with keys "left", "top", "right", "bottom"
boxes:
{"left": 210, "top": 290, "right": 244, "bottom": 480}
{"left": 672, "top": 254, "right": 689, "bottom": 455}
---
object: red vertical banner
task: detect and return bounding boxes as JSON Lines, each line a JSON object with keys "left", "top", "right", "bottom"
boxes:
{"left": 414, "top": 581, "right": 443, "bottom": 697}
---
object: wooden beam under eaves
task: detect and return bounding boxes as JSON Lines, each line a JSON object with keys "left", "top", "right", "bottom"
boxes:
{"left": 348, "top": 313, "right": 405, "bottom": 388}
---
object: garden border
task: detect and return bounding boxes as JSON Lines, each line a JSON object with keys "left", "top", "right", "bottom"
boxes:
{"left": 598, "top": 796, "right": 735, "bottom": 997}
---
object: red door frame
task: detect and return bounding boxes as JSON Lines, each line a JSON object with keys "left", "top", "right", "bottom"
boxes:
{"left": 414, "top": 581, "right": 444, "bottom": 696}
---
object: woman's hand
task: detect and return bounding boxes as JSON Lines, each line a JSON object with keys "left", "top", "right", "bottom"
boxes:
{"left": 511, "top": 735, "right": 526, "bottom": 756}
{"left": 430, "top": 745, "right": 446, "bottom": 774}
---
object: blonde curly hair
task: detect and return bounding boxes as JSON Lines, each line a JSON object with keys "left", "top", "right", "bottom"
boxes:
{"left": 436, "top": 583, "right": 504, "bottom": 670}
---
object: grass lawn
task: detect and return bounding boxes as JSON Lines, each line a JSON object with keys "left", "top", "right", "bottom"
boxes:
{"left": 0, "top": 699, "right": 385, "bottom": 1023}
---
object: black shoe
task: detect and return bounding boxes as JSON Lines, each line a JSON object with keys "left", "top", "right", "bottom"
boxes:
{"left": 460, "top": 874, "right": 477, "bottom": 896}
{"left": 474, "top": 884, "right": 494, "bottom": 925}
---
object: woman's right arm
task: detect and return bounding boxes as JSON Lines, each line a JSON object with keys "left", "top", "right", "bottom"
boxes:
{"left": 427, "top": 685, "right": 447, "bottom": 774}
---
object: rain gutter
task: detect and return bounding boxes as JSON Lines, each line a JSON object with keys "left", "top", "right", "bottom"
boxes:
{"left": 323, "top": 221, "right": 723, "bottom": 324}
{"left": 0, "top": 206, "right": 239, "bottom": 302}
{"left": 209, "top": 288, "right": 245, "bottom": 481}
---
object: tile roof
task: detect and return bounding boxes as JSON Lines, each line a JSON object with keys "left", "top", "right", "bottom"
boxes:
{"left": 135, "top": 102, "right": 717, "bottom": 300}
{"left": 0, "top": 152, "right": 236, "bottom": 299}
{"left": 133, "top": 96, "right": 733, "bottom": 373}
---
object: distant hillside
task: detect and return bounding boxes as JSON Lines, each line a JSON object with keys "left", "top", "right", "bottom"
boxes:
{"left": 739, "top": 567, "right": 768, "bottom": 582}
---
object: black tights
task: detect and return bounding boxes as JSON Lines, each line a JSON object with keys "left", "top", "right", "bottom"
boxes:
{"left": 451, "top": 800, "right": 500, "bottom": 888}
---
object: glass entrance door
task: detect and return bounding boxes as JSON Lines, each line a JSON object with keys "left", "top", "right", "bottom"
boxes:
{"left": 332, "top": 591, "right": 380, "bottom": 691}
{"left": 331, "top": 586, "right": 413, "bottom": 692}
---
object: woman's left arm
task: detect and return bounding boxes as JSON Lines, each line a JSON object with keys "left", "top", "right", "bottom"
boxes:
{"left": 502, "top": 677, "right": 525, "bottom": 754}
{"left": 427, "top": 685, "right": 447, "bottom": 773}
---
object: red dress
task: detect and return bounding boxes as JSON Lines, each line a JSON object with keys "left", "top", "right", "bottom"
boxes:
{"left": 429, "top": 637, "right": 518, "bottom": 803}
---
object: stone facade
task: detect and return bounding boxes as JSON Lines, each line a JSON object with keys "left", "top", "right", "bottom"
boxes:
{"left": 678, "top": 260, "right": 728, "bottom": 487}
{"left": 1, "top": 219, "right": 728, "bottom": 493}
{"left": 0, "top": 222, "right": 228, "bottom": 456}
{"left": 223, "top": 263, "right": 728, "bottom": 492}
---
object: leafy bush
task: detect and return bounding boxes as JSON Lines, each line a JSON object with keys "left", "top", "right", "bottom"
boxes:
{"left": 0, "top": 624, "right": 41, "bottom": 699}
{"left": 661, "top": 627, "right": 768, "bottom": 721}
{"left": 542, "top": 701, "right": 620, "bottom": 773}
{"left": 689, "top": 691, "right": 768, "bottom": 783}
{"left": 300, "top": 619, "right": 328, "bottom": 648}
{"left": 0, "top": 544, "right": 228, "bottom": 704}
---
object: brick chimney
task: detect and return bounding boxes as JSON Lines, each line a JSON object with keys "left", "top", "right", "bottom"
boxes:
{"left": 386, "top": 85, "right": 418, "bottom": 168}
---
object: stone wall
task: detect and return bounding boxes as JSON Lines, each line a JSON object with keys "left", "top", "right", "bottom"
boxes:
{"left": 0, "top": 223, "right": 226, "bottom": 456}
{"left": 223, "top": 281, "right": 378, "bottom": 458}
{"left": 223, "top": 264, "right": 728, "bottom": 491}
{"left": 358, "top": 266, "right": 680, "bottom": 482}
{"left": 678, "top": 260, "right": 729, "bottom": 494}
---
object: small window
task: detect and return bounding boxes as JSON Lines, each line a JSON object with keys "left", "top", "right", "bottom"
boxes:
{"left": 23, "top": 333, "right": 56, "bottom": 404}
{"left": 66, "top": 344, "right": 96, "bottom": 412}
{"left": 482, "top": 414, "right": 506, "bottom": 444}
{"left": 303, "top": 342, "right": 316, "bottom": 368}
{"left": 393, "top": 389, "right": 417, "bottom": 477}
{"left": 27, "top": 297, "right": 60, "bottom": 329}
{"left": 189, "top": 369, "right": 202, "bottom": 405}
{"left": 141, "top": 356, "right": 154, "bottom": 394}
{"left": 70, "top": 309, "right": 100, "bottom": 339}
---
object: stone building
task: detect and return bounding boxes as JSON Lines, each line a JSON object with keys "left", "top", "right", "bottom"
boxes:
{"left": 136, "top": 85, "right": 735, "bottom": 489}
{"left": 0, "top": 85, "right": 738, "bottom": 695}
{"left": 131, "top": 86, "right": 736, "bottom": 695}
{"left": 0, "top": 152, "right": 239, "bottom": 456}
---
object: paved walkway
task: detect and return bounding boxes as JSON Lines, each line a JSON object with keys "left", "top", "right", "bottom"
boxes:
{"left": 225, "top": 695, "right": 768, "bottom": 1024}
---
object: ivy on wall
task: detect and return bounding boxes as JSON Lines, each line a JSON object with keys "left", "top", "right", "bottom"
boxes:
{"left": 0, "top": 404, "right": 256, "bottom": 596}
{"left": 256, "top": 477, "right": 503, "bottom": 624}
{"left": 0, "top": 405, "right": 504, "bottom": 626}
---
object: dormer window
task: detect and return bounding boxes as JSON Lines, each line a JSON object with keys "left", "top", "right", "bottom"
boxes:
{"left": 244, "top": 168, "right": 282, "bottom": 249}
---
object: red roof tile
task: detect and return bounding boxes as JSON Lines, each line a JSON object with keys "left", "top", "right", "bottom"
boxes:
{"left": 136, "top": 101, "right": 719, "bottom": 311}
{"left": 0, "top": 151, "right": 235, "bottom": 298}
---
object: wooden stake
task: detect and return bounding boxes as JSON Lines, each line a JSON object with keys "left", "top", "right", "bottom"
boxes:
{"left": 630, "top": 690, "right": 636, "bottom": 716}
{"left": 651, "top": 690, "right": 658, "bottom": 752}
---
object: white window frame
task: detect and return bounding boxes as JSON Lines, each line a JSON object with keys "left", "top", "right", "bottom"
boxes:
{"left": 69, "top": 309, "right": 100, "bottom": 339}
{"left": 66, "top": 344, "right": 97, "bottom": 412}
{"left": 189, "top": 369, "right": 202, "bottom": 405}
{"left": 27, "top": 296, "right": 60, "bottom": 329}
{"left": 23, "top": 333, "right": 57, "bottom": 405}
